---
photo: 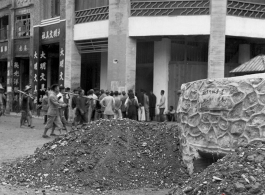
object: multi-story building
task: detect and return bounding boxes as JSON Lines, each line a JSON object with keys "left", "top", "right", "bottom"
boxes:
{"left": 2, "top": 0, "right": 265, "bottom": 113}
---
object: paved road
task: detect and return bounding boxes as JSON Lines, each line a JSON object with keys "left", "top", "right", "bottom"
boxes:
{"left": 0, "top": 115, "right": 171, "bottom": 195}
{"left": 0, "top": 115, "right": 55, "bottom": 164}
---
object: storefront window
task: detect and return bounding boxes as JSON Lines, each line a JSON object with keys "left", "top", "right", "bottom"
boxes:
{"left": 15, "top": 14, "right": 30, "bottom": 38}
{"left": 0, "top": 16, "right": 8, "bottom": 40}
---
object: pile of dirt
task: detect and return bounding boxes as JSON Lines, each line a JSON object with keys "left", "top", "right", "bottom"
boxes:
{"left": 0, "top": 119, "right": 189, "bottom": 193}
{"left": 168, "top": 141, "right": 265, "bottom": 195}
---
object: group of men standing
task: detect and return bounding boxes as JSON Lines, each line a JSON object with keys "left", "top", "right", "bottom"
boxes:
{"left": 137, "top": 89, "right": 166, "bottom": 122}
{"left": 1, "top": 83, "right": 168, "bottom": 138}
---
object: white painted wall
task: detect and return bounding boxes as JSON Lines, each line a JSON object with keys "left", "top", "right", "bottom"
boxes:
{"left": 74, "top": 20, "right": 109, "bottom": 40}
{"left": 129, "top": 16, "right": 210, "bottom": 36}
{"left": 153, "top": 38, "right": 171, "bottom": 115}
{"left": 226, "top": 16, "right": 265, "bottom": 39}
{"left": 100, "top": 52, "right": 108, "bottom": 90}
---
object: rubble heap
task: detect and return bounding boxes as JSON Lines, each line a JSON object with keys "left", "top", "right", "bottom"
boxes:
{"left": 169, "top": 141, "right": 265, "bottom": 195}
{"left": 0, "top": 119, "right": 189, "bottom": 193}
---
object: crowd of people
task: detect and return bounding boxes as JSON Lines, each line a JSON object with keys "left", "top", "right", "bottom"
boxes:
{"left": 0, "top": 82, "right": 177, "bottom": 138}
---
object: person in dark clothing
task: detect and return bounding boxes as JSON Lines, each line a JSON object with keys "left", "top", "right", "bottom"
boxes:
{"left": 120, "top": 91, "right": 127, "bottom": 118}
{"left": 149, "top": 91, "right": 157, "bottom": 121}
{"left": 71, "top": 88, "right": 80, "bottom": 128}
{"left": 76, "top": 89, "right": 89, "bottom": 126}
{"left": 13, "top": 91, "right": 19, "bottom": 113}
{"left": 64, "top": 87, "right": 70, "bottom": 121}
{"left": 20, "top": 85, "right": 34, "bottom": 128}
{"left": 125, "top": 91, "right": 138, "bottom": 120}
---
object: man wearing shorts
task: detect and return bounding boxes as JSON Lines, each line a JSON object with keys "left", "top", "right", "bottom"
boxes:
{"left": 42, "top": 84, "right": 66, "bottom": 138}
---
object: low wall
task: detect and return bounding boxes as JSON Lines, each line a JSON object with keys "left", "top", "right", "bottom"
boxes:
{"left": 177, "top": 73, "right": 265, "bottom": 174}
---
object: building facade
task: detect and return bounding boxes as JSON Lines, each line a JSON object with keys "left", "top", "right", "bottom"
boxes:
{"left": 2, "top": 0, "right": 265, "bottom": 113}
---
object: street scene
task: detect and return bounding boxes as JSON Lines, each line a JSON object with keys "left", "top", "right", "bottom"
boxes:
{"left": 1, "top": 0, "right": 265, "bottom": 194}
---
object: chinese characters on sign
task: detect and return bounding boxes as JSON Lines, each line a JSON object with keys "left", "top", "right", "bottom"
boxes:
{"left": 59, "top": 47, "right": 65, "bottom": 86}
{"left": 42, "top": 28, "right": 60, "bottom": 40}
{"left": 18, "top": 44, "right": 28, "bottom": 52}
{"left": 13, "top": 62, "right": 20, "bottom": 90}
{"left": 38, "top": 50, "right": 47, "bottom": 96}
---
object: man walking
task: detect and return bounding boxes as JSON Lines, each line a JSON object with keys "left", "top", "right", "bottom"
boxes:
{"left": 43, "top": 84, "right": 66, "bottom": 138}
{"left": 100, "top": 90, "right": 115, "bottom": 119}
{"left": 149, "top": 90, "right": 156, "bottom": 121}
{"left": 20, "top": 85, "right": 34, "bottom": 128}
{"left": 157, "top": 90, "right": 166, "bottom": 122}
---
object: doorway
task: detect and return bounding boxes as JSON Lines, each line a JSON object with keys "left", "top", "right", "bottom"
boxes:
{"left": 81, "top": 53, "right": 101, "bottom": 94}
{"left": 0, "top": 60, "right": 7, "bottom": 89}
{"left": 14, "top": 58, "right": 29, "bottom": 90}
{"left": 43, "top": 43, "right": 59, "bottom": 87}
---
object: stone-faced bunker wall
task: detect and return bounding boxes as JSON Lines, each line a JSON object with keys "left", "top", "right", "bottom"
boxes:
{"left": 177, "top": 74, "right": 265, "bottom": 174}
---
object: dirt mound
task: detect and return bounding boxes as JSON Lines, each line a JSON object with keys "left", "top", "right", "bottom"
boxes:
{"left": 0, "top": 119, "right": 189, "bottom": 193}
{"left": 168, "top": 141, "right": 265, "bottom": 195}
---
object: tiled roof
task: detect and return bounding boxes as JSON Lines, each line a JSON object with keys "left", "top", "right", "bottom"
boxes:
{"left": 230, "top": 55, "right": 265, "bottom": 73}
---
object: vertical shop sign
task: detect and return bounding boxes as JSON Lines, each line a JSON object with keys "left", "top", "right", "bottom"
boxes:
{"left": 39, "top": 49, "right": 47, "bottom": 101}
{"left": 59, "top": 21, "right": 66, "bottom": 87}
{"left": 13, "top": 62, "right": 20, "bottom": 90}
{"left": 33, "top": 27, "right": 40, "bottom": 102}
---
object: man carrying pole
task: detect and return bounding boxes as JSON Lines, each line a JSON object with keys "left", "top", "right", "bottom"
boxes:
{"left": 42, "top": 84, "right": 66, "bottom": 138}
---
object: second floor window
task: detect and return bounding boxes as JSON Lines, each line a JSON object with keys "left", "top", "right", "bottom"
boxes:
{"left": 52, "top": 0, "right": 60, "bottom": 17}
{"left": 0, "top": 16, "right": 8, "bottom": 40}
{"left": 15, "top": 14, "right": 30, "bottom": 38}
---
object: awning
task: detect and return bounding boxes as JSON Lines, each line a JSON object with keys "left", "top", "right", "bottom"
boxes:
{"left": 75, "top": 38, "right": 108, "bottom": 53}
{"left": 230, "top": 55, "right": 265, "bottom": 73}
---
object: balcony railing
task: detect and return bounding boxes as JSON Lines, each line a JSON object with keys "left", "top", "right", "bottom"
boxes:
{"left": 75, "top": 6, "right": 109, "bottom": 24}
{"left": 131, "top": 1, "right": 210, "bottom": 17}
{"left": 0, "top": 27, "right": 7, "bottom": 40}
{"left": 227, "top": 0, "right": 265, "bottom": 19}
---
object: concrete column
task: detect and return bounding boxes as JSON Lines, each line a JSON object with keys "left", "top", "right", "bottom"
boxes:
{"left": 208, "top": 0, "right": 227, "bottom": 78}
{"left": 6, "top": 1, "right": 14, "bottom": 114}
{"left": 65, "top": 0, "right": 81, "bottom": 89}
{"left": 238, "top": 44, "right": 251, "bottom": 64}
{"left": 153, "top": 38, "right": 171, "bottom": 114}
{"left": 107, "top": 0, "right": 136, "bottom": 92}
{"left": 100, "top": 52, "right": 108, "bottom": 90}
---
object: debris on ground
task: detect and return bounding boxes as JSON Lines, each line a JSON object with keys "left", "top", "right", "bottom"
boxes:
{"left": 0, "top": 119, "right": 189, "bottom": 193}
{"left": 168, "top": 141, "right": 265, "bottom": 195}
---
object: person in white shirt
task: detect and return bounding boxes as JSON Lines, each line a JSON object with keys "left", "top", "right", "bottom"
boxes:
{"left": 100, "top": 90, "right": 115, "bottom": 119}
{"left": 157, "top": 90, "right": 166, "bottom": 122}
{"left": 52, "top": 86, "right": 68, "bottom": 132}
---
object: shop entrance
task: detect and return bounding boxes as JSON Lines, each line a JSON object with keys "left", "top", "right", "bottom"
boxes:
{"left": 0, "top": 60, "right": 7, "bottom": 90}
{"left": 81, "top": 53, "right": 100, "bottom": 94}
{"left": 15, "top": 58, "right": 29, "bottom": 90}
{"left": 43, "top": 43, "right": 59, "bottom": 88}
{"left": 135, "top": 41, "right": 154, "bottom": 94}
